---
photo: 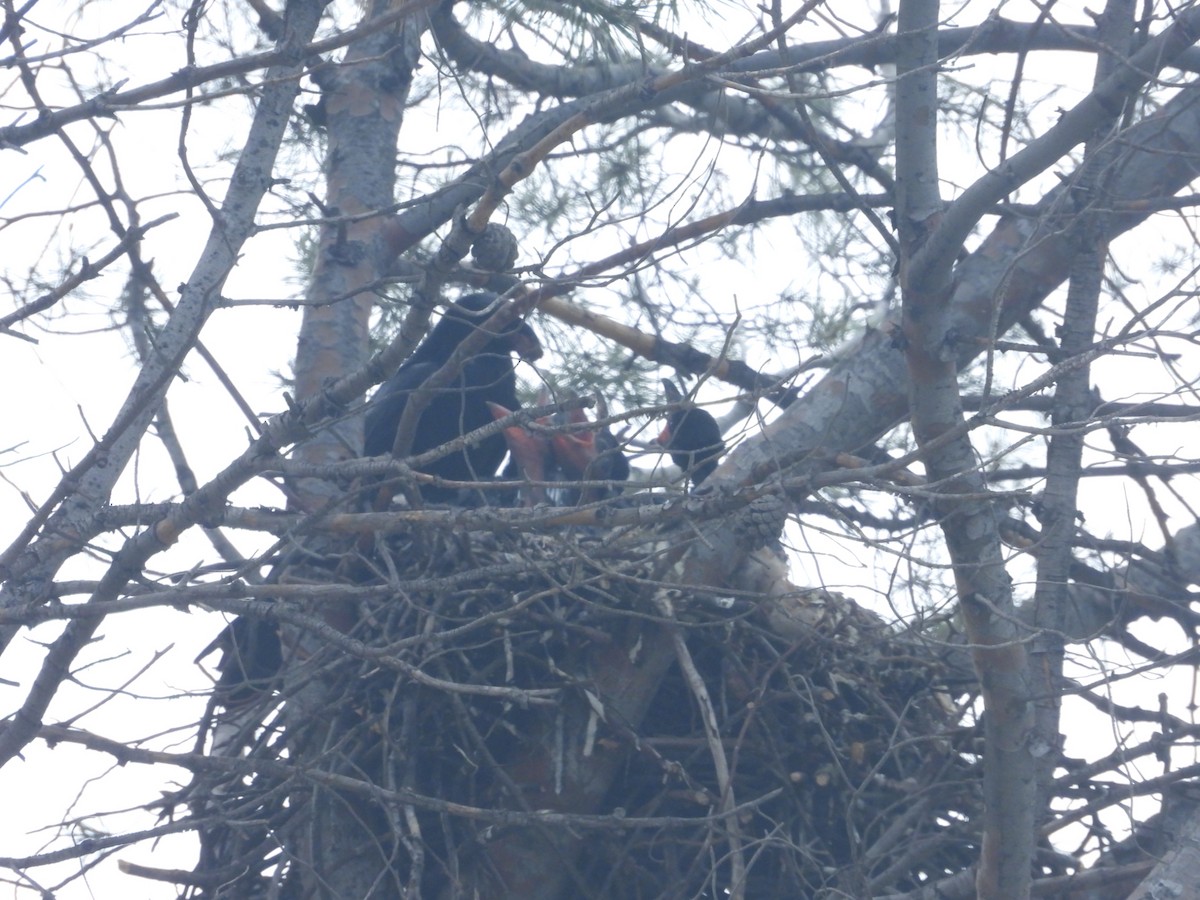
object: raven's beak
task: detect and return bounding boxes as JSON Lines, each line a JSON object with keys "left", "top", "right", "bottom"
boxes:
{"left": 511, "top": 327, "right": 544, "bottom": 362}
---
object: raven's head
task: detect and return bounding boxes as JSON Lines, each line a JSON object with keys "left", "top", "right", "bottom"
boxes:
{"left": 446, "top": 292, "right": 543, "bottom": 362}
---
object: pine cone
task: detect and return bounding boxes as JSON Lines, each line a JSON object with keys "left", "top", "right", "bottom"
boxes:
{"left": 735, "top": 493, "right": 787, "bottom": 550}
{"left": 471, "top": 223, "right": 519, "bottom": 272}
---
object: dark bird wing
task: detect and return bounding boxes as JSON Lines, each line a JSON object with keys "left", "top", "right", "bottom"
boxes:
{"left": 197, "top": 614, "right": 283, "bottom": 757}
{"left": 198, "top": 615, "right": 283, "bottom": 707}
{"left": 363, "top": 360, "right": 440, "bottom": 457}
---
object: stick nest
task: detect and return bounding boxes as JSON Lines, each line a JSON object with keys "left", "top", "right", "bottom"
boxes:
{"left": 189, "top": 520, "right": 979, "bottom": 898}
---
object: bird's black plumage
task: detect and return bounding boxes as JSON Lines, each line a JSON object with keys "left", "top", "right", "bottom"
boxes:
{"left": 590, "top": 427, "right": 632, "bottom": 488}
{"left": 659, "top": 408, "right": 724, "bottom": 484}
{"left": 363, "top": 293, "right": 542, "bottom": 499}
{"left": 659, "top": 382, "right": 725, "bottom": 485}
{"left": 203, "top": 615, "right": 283, "bottom": 707}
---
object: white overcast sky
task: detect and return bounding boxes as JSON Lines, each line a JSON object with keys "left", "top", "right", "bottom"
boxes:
{"left": 2, "top": 1, "right": 1199, "bottom": 896}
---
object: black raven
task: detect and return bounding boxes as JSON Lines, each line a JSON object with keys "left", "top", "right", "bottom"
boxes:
{"left": 363, "top": 293, "right": 542, "bottom": 499}
{"left": 197, "top": 614, "right": 283, "bottom": 756}
{"left": 491, "top": 396, "right": 630, "bottom": 506}
{"left": 489, "top": 401, "right": 553, "bottom": 507}
{"left": 549, "top": 401, "right": 630, "bottom": 504}
{"left": 658, "top": 381, "right": 725, "bottom": 485}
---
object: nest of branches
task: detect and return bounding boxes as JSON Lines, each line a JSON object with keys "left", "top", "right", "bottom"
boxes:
{"left": 185, "top": 513, "right": 983, "bottom": 899}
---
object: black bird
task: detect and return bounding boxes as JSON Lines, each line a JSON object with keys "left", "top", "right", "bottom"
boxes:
{"left": 658, "top": 380, "right": 725, "bottom": 485}
{"left": 208, "top": 615, "right": 283, "bottom": 704}
{"left": 197, "top": 614, "right": 283, "bottom": 755}
{"left": 363, "top": 293, "right": 543, "bottom": 499}
{"left": 550, "top": 398, "right": 630, "bottom": 504}
{"left": 489, "top": 401, "right": 553, "bottom": 507}
{"left": 490, "top": 394, "right": 631, "bottom": 507}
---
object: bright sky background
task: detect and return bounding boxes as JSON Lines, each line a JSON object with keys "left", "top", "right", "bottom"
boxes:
{"left": 3, "top": 1, "right": 1199, "bottom": 896}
